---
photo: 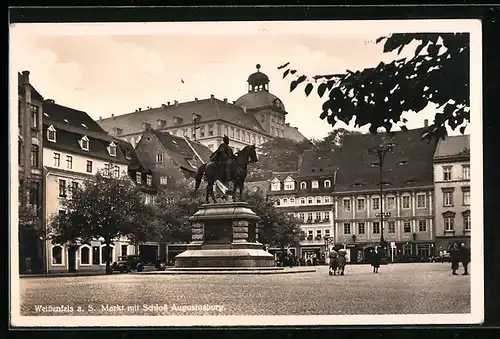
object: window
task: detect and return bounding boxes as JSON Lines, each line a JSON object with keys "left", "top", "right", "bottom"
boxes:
{"left": 121, "top": 245, "right": 128, "bottom": 257}
{"left": 357, "top": 198, "right": 365, "bottom": 211}
{"left": 101, "top": 246, "right": 114, "bottom": 265}
{"left": 388, "top": 221, "right": 396, "bottom": 233}
{"left": 224, "top": 125, "right": 229, "bottom": 136}
{"left": 108, "top": 143, "right": 117, "bottom": 157}
{"left": 312, "top": 180, "right": 319, "bottom": 189}
{"left": 416, "top": 194, "right": 426, "bottom": 209}
{"left": 325, "top": 229, "right": 331, "bottom": 237}
{"left": 316, "top": 229, "right": 322, "bottom": 238}
{"left": 208, "top": 124, "right": 214, "bottom": 136}
{"left": 342, "top": 223, "right": 350, "bottom": 234}
{"left": 462, "top": 164, "right": 470, "bottom": 180}
{"left": 199, "top": 126, "right": 205, "bottom": 137}
{"left": 324, "top": 196, "right": 331, "bottom": 204}
{"left": 147, "top": 175, "right": 152, "bottom": 186}
{"left": 230, "top": 127, "right": 235, "bottom": 138}
{"left": 283, "top": 198, "right": 288, "bottom": 205}
{"left": 80, "top": 136, "right": 89, "bottom": 151}
{"left": 28, "top": 182, "right": 40, "bottom": 209}
{"left": 443, "top": 166, "right": 452, "bottom": 181}
{"left": 444, "top": 216, "right": 454, "bottom": 232}
{"left": 343, "top": 199, "right": 351, "bottom": 212}
{"left": 104, "top": 164, "right": 110, "bottom": 176}
{"left": 316, "top": 197, "right": 322, "bottom": 204}
{"left": 308, "top": 230, "right": 313, "bottom": 237}
{"left": 464, "top": 213, "right": 471, "bottom": 231}
{"left": 324, "top": 212, "right": 330, "bottom": 220}
{"left": 47, "top": 125, "right": 56, "bottom": 142}
{"left": 308, "top": 197, "right": 313, "bottom": 204}
{"left": 113, "top": 166, "right": 120, "bottom": 178}
{"left": 59, "top": 179, "right": 67, "bottom": 197}
{"left": 54, "top": 152, "right": 61, "bottom": 167}
{"left": 462, "top": 188, "right": 470, "bottom": 205}
{"left": 271, "top": 181, "right": 280, "bottom": 191}
{"left": 299, "top": 213, "right": 305, "bottom": 221}
{"left": 236, "top": 129, "right": 240, "bottom": 139}
{"left": 156, "top": 153, "right": 163, "bottom": 162}
{"left": 30, "top": 144, "right": 39, "bottom": 167}
{"left": 418, "top": 219, "right": 427, "bottom": 232}
{"left": 402, "top": 195, "right": 410, "bottom": 209}
{"left": 315, "top": 212, "right": 321, "bottom": 221}
{"left": 373, "top": 222, "right": 380, "bottom": 234}
{"left": 80, "top": 246, "right": 90, "bottom": 265}
{"left": 307, "top": 213, "right": 313, "bottom": 222}
{"left": 386, "top": 196, "right": 395, "bottom": 210}
{"left": 443, "top": 190, "right": 454, "bottom": 207}
{"left": 160, "top": 176, "right": 168, "bottom": 185}
{"left": 86, "top": 160, "right": 93, "bottom": 173}
{"left": 300, "top": 198, "right": 306, "bottom": 205}
{"left": 284, "top": 181, "right": 294, "bottom": 190}
{"left": 71, "top": 181, "right": 79, "bottom": 196}
{"left": 300, "top": 182, "right": 307, "bottom": 189}
{"left": 136, "top": 172, "right": 142, "bottom": 184}
{"left": 66, "top": 155, "right": 73, "bottom": 169}
{"left": 52, "top": 246, "right": 63, "bottom": 265}
{"left": 324, "top": 180, "right": 331, "bottom": 188}
{"left": 290, "top": 198, "right": 295, "bottom": 205}
{"left": 92, "top": 247, "right": 100, "bottom": 265}
{"left": 30, "top": 104, "right": 39, "bottom": 129}
{"left": 372, "top": 197, "right": 380, "bottom": 210}
{"left": 403, "top": 221, "right": 411, "bottom": 233}
{"left": 358, "top": 222, "right": 365, "bottom": 234}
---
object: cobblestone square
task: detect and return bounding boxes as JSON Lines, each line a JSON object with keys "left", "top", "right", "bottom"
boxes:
{"left": 20, "top": 263, "right": 471, "bottom": 316}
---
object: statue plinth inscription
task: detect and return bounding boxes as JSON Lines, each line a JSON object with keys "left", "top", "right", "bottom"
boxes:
{"left": 175, "top": 202, "right": 274, "bottom": 268}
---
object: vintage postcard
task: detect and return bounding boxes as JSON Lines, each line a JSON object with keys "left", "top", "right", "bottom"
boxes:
{"left": 9, "top": 18, "right": 483, "bottom": 327}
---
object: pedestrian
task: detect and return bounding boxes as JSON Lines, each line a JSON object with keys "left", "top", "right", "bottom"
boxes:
{"left": 449, "top": 243, "right": 460, "bottom": 275}
{"left": 459, "top": 243, "right": 471, "bottom": 275}
{"left": 371, "top": 247, "right": 381, "bottom": 273}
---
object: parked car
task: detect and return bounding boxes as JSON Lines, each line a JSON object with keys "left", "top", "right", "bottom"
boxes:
{"left": 431, "top": 252, "right": 452, "bottom": 263}
{"left": 113, "top": 255, "right": 144, "bottom": 273}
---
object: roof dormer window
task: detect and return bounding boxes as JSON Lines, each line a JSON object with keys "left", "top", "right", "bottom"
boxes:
{"left": 146, "top": 174, "right": 152, "bottom": 186}
{"left": 108, "top": 142, "right": 117, "bottom": 157}
{"left": 79, "top": 135, "right": 89, "bottom": 151}
{"left": 136, "top": 172, "right": 142, "bottom": 184}
{"left": 47, "top": 125, "right": 56, "bottom": 142}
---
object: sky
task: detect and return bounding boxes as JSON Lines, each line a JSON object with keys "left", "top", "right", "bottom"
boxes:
{"left": 10, "top": 21, "right": 476, "bottom": 139}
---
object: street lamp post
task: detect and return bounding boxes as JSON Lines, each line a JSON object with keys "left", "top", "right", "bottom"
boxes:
{"left": 368, "top": 140, "right": 395, "bottom": 257}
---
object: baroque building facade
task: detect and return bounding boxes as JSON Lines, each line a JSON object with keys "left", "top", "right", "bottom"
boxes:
{"left": 433, "top": 135, "right": 471, "bottom": 252}
{"left": 97, "top": 65, "right": 306, "bottom": 153}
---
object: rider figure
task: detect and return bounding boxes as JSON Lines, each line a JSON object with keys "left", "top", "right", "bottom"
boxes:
{"left": 209, "top": 135, "right": 234, "bottom": 186}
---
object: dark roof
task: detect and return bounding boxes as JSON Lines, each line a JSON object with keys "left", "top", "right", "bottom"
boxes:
{"left": 97, "top": 97, "right": 267, "bottom": 136}
{"left": 247, "top": 170, "right": 274, "bottom": 182}
{"left": 332, "top": 128, "right": 438, "bottom": 192}
{"left": 151, "top": 129, "right": 212, "bottom": 172}
{"left": 284, "top": 125, "right": 308, "bottom": 143}
{"left": 18, "top": 72, "right": 44, "bottom": 102}
{"left": 112, "top": 137, "right": 142, "bottom": 170}
{"left": 247, "top": 71, "right": 270, "bottom": 86}
{"left": 299, "top": 149, "right": 340, "bottom": 177}
{"left": 234, "top": 91, "right": 284, "bottom": 111}
{"left": 43, "top": 101, "right": 107, "bottom": 134}
{"left": 43, "top": 124, "right": 129, "bottom": 164}
{"left": 434, "top": 135, "right": 470, "bottom": 160}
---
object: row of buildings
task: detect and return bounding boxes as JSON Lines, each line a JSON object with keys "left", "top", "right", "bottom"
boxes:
{"left": 246, "top": 128, "right": 471, "bottom": 263}
{"left": 16, "top": 66, "right": 309, "bottom": 273}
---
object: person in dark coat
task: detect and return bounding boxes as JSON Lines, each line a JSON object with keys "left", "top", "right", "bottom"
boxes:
{"left": 449, "top": 243, "right": 461, "bottom": 275}
{"left": 371, "top": 247, "right": 381, "bottom": 273}
{"left": 459, "top": 243, "right": 471, "bottom": 275}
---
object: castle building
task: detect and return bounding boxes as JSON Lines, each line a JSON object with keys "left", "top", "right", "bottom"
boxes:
{"left": 96, "top": 65, "right": 307, "bottom": 153}
{"left": 433, "top": 135, "right": 471, "bottom": 252}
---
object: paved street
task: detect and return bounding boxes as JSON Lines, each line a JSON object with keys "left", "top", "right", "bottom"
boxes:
{"left": 19, "top": 263, "right": 470, "bottom": 316}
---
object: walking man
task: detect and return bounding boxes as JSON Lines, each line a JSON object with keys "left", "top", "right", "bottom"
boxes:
{"left": 450, "top": 243, "right": 460, "bottom": 275}
{"left": 460, "top": 243, "right": 471, "bottom": 275}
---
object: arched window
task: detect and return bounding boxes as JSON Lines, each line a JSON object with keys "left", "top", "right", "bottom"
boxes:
{"left": 52, "top": 245, "right": 63, "bottom": 265}
{"left": 80, "top": 245, "right": 91, "bottom": 265}
{"left": 290, "top": 198, "right": 295, "bottom": 205}
{"left": 100, "top": 245, "right": 115, "bottom": 265}
{"left": 324, "top": 180, "right": 331, "bottom": 188}
{"left": 300, "top": 182, "right": 307, "bottom": 189}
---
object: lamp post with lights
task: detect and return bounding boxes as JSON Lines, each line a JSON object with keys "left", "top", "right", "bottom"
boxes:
{"left": 369, "top": 140, "right": 395, "bottom": 257}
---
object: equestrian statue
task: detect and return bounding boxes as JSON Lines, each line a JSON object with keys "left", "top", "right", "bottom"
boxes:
{"left": 194, "top": 135, "right": 258, "bottom": 204}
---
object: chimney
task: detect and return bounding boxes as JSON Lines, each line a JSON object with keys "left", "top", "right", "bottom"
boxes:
{"left": 99, "top": 116, "right": 102, "bottom": 121}
{"left": 174, "top": 100, "right": 179, "bottom": 107}
{"left": 223, "top": 98, "right": 228, "bottom": 103}
{"left": 111, "top": 114, "right": 115, "bottom": 119}
{"left": 162, "top": 104, "right": 167, "bottom": 108}
{"left": 21, "top": 70, "right": 30, "bottom": 84}
{"left": 286, "top": 123, "right": 290, "bottom": 127}
{"left": 424, "top": 119, "right": 429, "bottom": 128}
{"left": 167, "top": 101, "right": 171, "bottom": 106}
{"left": 195, "top": 98, "right": 198, "bottom": 101}
{"left": 138, "top": 108, "right": 142, "bottom": 112}
{"left": 210, "top": 94, "right": 215, "bottom": 99}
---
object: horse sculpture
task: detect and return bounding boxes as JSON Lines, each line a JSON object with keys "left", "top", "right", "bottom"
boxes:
{"left": 194, "top": 145, "right": 258, "bottom": 203}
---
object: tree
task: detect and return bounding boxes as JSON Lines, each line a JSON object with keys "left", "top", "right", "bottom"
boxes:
{"left": 134, "top": 179, "right": 205, "bottom": 250}
{"left": 252, "top": 137, "right": 312, "bottom": 172}
{"left": 18, "top": 181, "right": 44, "bottom": 238}
{"left": 311, "top": 128, "right": 363, "bottom": 151}
{"left": 279, "top": 33, "right": 469, "bottom": 140}
{"left": 244, "top": 191, "right": 304, "bottom": 252}
{"left": 48, "top": 171, "right": 147, "bottom": 274}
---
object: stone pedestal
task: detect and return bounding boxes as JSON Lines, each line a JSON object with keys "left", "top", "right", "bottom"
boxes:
{"left": 175, "top": 202, "right": 275, "bottom": 268}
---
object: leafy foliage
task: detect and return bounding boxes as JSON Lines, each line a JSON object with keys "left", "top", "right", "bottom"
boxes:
{"left": 18, "top": 181, "right": 44, "bottom": 237}
{"left": 310, "top": 128, "right": 363, "bottom": 151}
{"left": 252, "top": 137, "right": 313, "bottom": 172}
{"left": 244, "top": 191, "right": 304, "bottom": 249}
{"left": 48, "top": 171, "right": 147, "bottom": 273}
{"left": 279, "top": 33, "right": 470, "bottom": 140}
